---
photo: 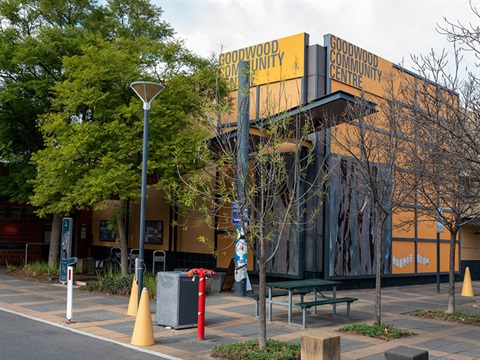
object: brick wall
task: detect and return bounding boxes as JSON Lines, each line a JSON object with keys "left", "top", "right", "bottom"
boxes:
{"left": 0, "top": 201, "right": 46, "bottom": 266}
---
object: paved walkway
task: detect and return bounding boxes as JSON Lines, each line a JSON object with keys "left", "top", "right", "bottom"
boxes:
{"left": 0, "top": 272, "right": 479, "bottom": 359}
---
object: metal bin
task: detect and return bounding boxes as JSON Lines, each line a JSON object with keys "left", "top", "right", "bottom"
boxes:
{"left": 155, "top": 271, "right": 198, "bottom": 329}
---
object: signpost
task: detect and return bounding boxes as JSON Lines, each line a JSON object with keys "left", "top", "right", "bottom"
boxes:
{"left": 58, "top": 217, "right": 78, "bottom": 323}
{"left": 436, "top": 208, "right": 444, "bottom": 294}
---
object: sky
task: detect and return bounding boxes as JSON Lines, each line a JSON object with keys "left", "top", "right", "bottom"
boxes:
{"left": 156, "top": 0, "right": 479, "bottom": 79}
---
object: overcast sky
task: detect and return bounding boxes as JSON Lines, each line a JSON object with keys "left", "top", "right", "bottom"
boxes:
{"left": 156, "top": 0, "right": 479, "bottom": 79}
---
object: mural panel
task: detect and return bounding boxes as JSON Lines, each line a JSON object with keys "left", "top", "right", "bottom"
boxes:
{"left": 328, "top": 156, "right": 392, "bottom": 277}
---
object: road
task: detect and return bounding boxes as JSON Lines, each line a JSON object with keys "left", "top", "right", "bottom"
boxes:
{"left": 0, "top": 310, "right": 176, "bottom": 360}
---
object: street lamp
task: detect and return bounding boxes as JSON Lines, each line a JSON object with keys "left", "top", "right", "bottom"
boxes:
{"left": 130, "top": 81, "right": 165, "bottom": 304}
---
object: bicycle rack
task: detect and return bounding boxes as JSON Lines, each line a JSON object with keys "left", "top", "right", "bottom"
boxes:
{"left": 152, "top": 250, "right": 166, "bottom": 274}
{"left": 129, "top": 248, "right": 139, "bottom": 274}
{"left": 24, "top": 243, "right": 49, "bottom": 264}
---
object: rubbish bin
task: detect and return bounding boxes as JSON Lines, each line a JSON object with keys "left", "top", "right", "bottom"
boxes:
{"left": 156, "top": 271, "right": 198, "bottom": 329}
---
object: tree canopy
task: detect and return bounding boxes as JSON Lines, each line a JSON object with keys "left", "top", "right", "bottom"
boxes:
{"left": 0, "top": 0, "right": 219, "bottom": 213}
{"left": 1, "top": 0, "right": 222, "bottom": 270}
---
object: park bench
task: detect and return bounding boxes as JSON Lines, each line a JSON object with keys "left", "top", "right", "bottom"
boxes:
{"left": 295, "top": 296, "right": 358, "bottom": 328}
{"left": 248, "top": 290, "right": 310, "bottom": 318}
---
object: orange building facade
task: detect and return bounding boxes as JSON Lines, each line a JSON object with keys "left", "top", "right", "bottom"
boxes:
{"left": 4, "top": 32, "right": 478, "bottom": 284}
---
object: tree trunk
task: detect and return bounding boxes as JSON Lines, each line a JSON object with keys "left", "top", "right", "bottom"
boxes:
{"left": 48, "top": 213, "right": 62, "bottom": 268}
{"left": 116, "top": 199, "right": 129, "bottom": 277}
{"left": 258, "top": 237, "right": 267, "bottom": 348}
{"left": 374, "top": 210, "right": 383, "bottom": 326}
{"left": 446, "top": 228, "right": 457, "bottom": 314}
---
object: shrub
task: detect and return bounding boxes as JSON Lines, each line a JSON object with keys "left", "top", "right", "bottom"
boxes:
{"left": 84, "top": 271, "right": 157, "bottom": 298}
{"left": 6, "top": 261, "right": 17, "bottom": 271}
{"left": 23, "top": 261, "right": 59, "bottom": 276}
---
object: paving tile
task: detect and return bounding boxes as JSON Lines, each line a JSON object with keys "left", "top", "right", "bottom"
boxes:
{"left": 341, "top": 337, "right": 373, "bottom": 352}
{"left": 22, "top": 302, "right": 72, "bottom": 312}
{"left": 413, "top": 338, "right": 457, "bottom": 349}
{"left": 358, "top": 353, "right": 385, "bottom": 360}
{"left": 73, "top": 309, "right": 130, "bottom": 322}
{"left": 0, "top": 288, "right": 24, "bottom": 295}
{"left": 99, "top": 321, "right": 135, "bottom": 335}
{"left": 391, "top": 317, "right": 455, "bottom": 332}
{"left": 1, "top": 272, "right": 479, "bottom": 360}
{"left": 455, "top": 328, "right": 480, "bottom": 339}
{"left": 0, "top": 294, "right": 52, "bottom": 304}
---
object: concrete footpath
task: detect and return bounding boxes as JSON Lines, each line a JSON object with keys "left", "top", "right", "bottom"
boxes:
{"left": 0, "top": 272, "right": 479, "bottom": 360}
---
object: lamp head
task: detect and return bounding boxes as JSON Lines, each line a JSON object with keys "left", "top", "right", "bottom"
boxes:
{"left": 130, "top": 81, "right": 164, "bottom": 110}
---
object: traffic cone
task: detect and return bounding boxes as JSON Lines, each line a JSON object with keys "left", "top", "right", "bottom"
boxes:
{"left": 461, "top": 267, "right": 474, "bottom": 297}
{"left": 127, "top": 277, "right": 138, "bottom": 316}
{"left": 131, "top": 287, "right": 155, "bottom": 346}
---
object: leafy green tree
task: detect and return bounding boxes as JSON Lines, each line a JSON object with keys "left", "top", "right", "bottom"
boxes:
{"left": 0, "top": 0, "right": 98, "bottom": 265}
{"left": 29, "top": 0, "right": 218, "bottom": 274}
{"left": 0, "top": 0, "right": 94, "bottom": 201}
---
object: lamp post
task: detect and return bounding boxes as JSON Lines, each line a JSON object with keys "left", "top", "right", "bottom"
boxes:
{"left": 130, "top": 81, "right": 165, "bottom": 304}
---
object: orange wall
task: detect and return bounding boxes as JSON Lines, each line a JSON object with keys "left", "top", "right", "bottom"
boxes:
{"left": 460, "top": 225, "right": 480, "bottom": 261}
{"left": 128, "top": 187, "right": 170, "bottom": 251}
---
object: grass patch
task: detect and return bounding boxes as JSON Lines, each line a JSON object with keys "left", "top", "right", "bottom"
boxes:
{"left": 211, "top": 339, "right": 300, "bottom": 360}
{"left": 338, "top": 323, "right": 414, "bottom": 341}
{"left": 409, "top": 309, "right": 480, "bottom": 326}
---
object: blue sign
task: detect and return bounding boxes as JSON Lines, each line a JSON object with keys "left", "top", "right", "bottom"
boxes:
{"left": 59, "top": 217, "right": 77, "bottom": 283}
{"left": 231, "top": 201, "right": 243, "bottom": 225}
{"left": 61, "top": 218, "right": 73, "bottom": 260}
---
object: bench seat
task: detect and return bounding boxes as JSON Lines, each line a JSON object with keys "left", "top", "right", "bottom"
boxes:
{"left": 295, "top": 297, "right": 358, "bottom": 328}
{"left": 248, "top": 290, "right": 310, "bottom": 318}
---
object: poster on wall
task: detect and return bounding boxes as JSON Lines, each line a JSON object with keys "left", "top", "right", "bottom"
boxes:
{"left": 99, "top": 220, "right": 116, "bottom": 242}
{"left": 145, "top": 221, "right": 163, "bottom": 244}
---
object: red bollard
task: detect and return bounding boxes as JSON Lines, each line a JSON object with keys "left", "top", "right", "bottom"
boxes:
{"left": 187, "top": 268, "right": 215, "bottom": 340}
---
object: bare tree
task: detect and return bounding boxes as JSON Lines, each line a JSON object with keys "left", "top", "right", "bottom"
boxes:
{"left": 328, "top": 77, "right": 418, "bottom": 325}
{"left": 395, "top": 1, "right": 480, "bottom": 314}
{"left": 168, "top": 72, "right": 328, "bottom": 347}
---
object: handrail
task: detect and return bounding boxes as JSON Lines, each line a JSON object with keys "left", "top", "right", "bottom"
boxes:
{"left": 25, "top": 243, "right": 49, "bottom": 264}
{"left": 152, "top": 250, "right": 166, "bottom": 273}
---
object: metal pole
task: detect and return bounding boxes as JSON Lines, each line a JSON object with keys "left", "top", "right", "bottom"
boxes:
{"left": 138, "top": 104, "right": 150, "bottom": 304}
{"left": 436, "top": 231, "right": 440, "bottom": 294}
{"left": 197, "top": 269, "right": 206, "bottom": 340}
{"left": 234, "top": 60, "right": 249, "bottom": 297}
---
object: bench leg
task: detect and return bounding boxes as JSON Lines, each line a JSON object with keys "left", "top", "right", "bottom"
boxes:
{"left": 268, "top": 288, "right": 272, "bottom": 321}
{"left": 332, "top": 302, "right": 352, "bottom": 320}
{"left": 255, "top": 300, "right": 259, "bottom": 318}
{"left": 302, "top": 307, "right": 307, "bottom": 329}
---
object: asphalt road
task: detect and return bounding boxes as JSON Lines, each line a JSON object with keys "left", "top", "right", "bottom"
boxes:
{"left": 0, "top": 310, "right": 175, "bottom": 360}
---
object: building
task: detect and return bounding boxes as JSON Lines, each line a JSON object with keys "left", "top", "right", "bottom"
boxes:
{"left": 2, "top": 33, "right": 478, "bottom": 283}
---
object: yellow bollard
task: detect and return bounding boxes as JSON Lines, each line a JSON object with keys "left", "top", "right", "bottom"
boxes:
{"left": 131, "top": 287, "right": 155, "bottom": 346}
{"left": 461, "top": 267, "right": 474, "bottom": 297}
{"left": 127, "top": 276, "right": 138, "bottom": 316}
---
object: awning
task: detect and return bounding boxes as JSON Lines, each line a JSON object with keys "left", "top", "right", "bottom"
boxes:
{"left": 253, "top": 90, "right": 377, "bottom": 130}
{"left": 210, "top": 90, "right": 377, "bottom": 152}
